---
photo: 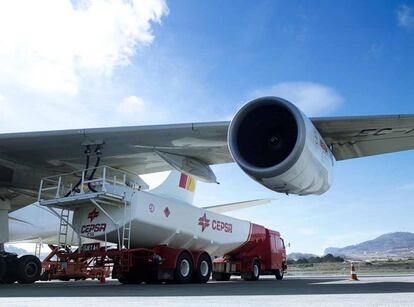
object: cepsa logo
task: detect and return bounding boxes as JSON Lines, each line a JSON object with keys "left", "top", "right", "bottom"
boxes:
{"left": 88, "top": 208, "right": 99, "bottom": 222}
{"left": 81, "top": 223, "right": 107, "bottom": 236}
{"left": 198, "top": 213, "right": 232, "bottom": 233}
{"left": 81, "top": 208, "right": 107, "bottom": 236}
{"left": 212, "top": 220, "right": 233, "bottom": 233}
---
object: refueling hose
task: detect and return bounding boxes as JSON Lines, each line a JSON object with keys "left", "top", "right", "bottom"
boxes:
{"left": 65, "top": 147, "right": 91, "bottom": 197}
{"left": 87, "top": 148, "right": 102, "bottom": 192}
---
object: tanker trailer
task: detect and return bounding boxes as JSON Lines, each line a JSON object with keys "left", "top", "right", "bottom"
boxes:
{"left": 37, "top": 167, "right": 286, "bottom": 284}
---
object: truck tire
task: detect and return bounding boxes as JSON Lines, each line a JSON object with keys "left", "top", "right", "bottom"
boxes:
{"left": 275, "top": 269, "right": 284, "bottom": 280}
{"left": 193, "top": 253, "right": 212, "bottom": 283}
{"left": 1, "top": 254, "right": 19, "bottom": 284}
{"left": 118, "top": 272, "right": 133, "bottom": 284}
{"left": 118, "top": 273, "right": 136, "bottom": 284}
{"left": 118, "top": 271, "right": 145, "bottom": 284}
{"left": 0, "top": 257, "right": 5, "bottom": 281}
{"left": 143, "top": 269, "right": 162, "bottom": 284}
{"left": 173, "top": 252, "right": 193, "bottom": 284}
{"left": 116, "top": 266, "right": 145, "bottom": 285}
{"left": 212, "top": 272, "right": 231, "bottom": 281}
{"left": 243, "top": 259, "right": 260, "bottom": 281}
{"left": 16, "top": 255, "right": 41, "bottom": 284}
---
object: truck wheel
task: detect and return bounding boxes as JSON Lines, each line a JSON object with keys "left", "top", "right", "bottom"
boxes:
{"left": 118, "top": 273, "right": 133, "bottom": 284}
{"left": 143, "top": 269, "right": 162, "bottom": 284}
{"left": 243, "top": 259, "right": 260, "bottom": 281}
{"left": 118, "top": 269, "right": 145, "bottom": 285}
{"left": 118, "top": 271, "right": 144, "bottom": 284}
{"left": 174, "top": 252, "right": 193, "bottom": 284}
{"left": 1, "top": 254, "right": 19, "bottom": 284}
{"left": 0, "top": 257, "right": 5, "bottom": 281}
{"left": 118, "top": 272, "right": 133, "bottom": 284}
{"left": 16, "top": 255, "right": 41, "bottom": 284}
{"left": 275, "top": 269, "right": 284, "bottom": 280}
{"left": 212, "top": 272, "right": 231, "bottom": 281}
{"left": 193, "top": 253, "right": 212, "bottom": 283}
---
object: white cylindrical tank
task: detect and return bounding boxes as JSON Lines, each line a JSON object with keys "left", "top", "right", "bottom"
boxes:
{"left": 74, "top": 188, "right": 252, "bottom": 257}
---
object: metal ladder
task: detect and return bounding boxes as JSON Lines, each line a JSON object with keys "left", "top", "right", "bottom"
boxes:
{"left": 121, "top": 200, "right": 132, "bottom": 249}
{"left": 35, "top": 241, "right": 42, "bottom": 258}
{"left": 58, "top": 209, "right": 70, "bottom": 249}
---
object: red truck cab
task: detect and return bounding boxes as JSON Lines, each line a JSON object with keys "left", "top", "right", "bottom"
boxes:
{"left": 212, "top": 224, "right": 287, "bottom": 281}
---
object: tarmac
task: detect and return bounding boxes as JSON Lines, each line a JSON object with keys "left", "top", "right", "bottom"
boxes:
{"left": 1, "top": 275, "right": 414, "bottom": 306}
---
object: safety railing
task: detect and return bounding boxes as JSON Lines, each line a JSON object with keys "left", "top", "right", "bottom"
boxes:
{"left": 38, "top": 165, "right": 131, "bottom": 201}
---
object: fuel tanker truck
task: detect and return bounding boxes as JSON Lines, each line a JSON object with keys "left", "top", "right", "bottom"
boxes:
{"left": 28, "top": 166, "right": 287, "bottom": 284}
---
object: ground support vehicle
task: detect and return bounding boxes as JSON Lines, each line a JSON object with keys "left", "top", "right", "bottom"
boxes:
{"left": 40, "top": 243, "right": 213, "bottom": 284}
{"left": 35, "top": 165, "right": 286, "bottom": 284}
{"left": 212, "top": 225, "right": 287, "bottom": 281}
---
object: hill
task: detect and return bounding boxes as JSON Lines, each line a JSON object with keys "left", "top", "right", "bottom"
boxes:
{"left": 325, "top": 232, "right": 414, "bottom": 260}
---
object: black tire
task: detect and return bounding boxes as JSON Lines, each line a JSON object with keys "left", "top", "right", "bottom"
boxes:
{"left": 243, "top": 259, "right": 260, "bottom": 281}
{"left": 174, "top": 252, "right": 193, "bottom": 284}
{"left": 118, "top": 272, "right": 137, "bottom": 284}
{"left": 193, "top": 253, "right": 212, "bottom": 283}
{"left": 0, "top": 257, "right": 5, "bottom": 281}
{"left": 117, "top": 269, "right": 145, "bottom": 285}
{"left": 0, "top": 254, "right": 19, "bottom": 284}
{"left": 142, "top": 268, "right": 161, "bottom": 284}
{"left": 275, "top": 269, "right": 284, "bottom": 280}
{"left": 212, "top": 272, "right": 231, "bottom": 281}
{"left": 16, "top": 255, "right": 41, "bottom": 284}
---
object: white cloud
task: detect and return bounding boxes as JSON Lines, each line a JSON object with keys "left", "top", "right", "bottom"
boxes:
{"left": 397, "top": 4, "right": 414, "bottom": 29}
{"left": 0, "top": 0, "right": 168, "bottom": 94}
{"left": 251, "top": 81, "right": 343, "bottom": 116}
{"left": 117, "top": 96, "right": 147, "bottom": 116}
{"left": 116, "top": 95, "right": 169, "bottom": 124}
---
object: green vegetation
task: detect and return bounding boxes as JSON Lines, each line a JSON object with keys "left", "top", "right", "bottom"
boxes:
{"left": 287, "top": 258, "right": 414, "bottom": 276}
{"left": 287, "top": 254, "right": 344, "bottom": 265}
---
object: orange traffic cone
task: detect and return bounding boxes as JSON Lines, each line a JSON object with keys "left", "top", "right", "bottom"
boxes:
{"left": 350, "top": 262, "right": 359, "bottom": 281}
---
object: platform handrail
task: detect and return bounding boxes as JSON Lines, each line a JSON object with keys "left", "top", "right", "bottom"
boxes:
{"left": 38, "top": 165, "right": 136, "bottom": 201}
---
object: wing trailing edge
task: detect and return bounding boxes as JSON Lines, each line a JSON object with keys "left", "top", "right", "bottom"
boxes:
{"left": 202, "top": 198, "right": 273, "bottom": 213}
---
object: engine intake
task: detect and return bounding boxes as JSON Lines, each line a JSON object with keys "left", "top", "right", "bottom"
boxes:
{"left": 228, "top": 96, "right": 333, "bottom": 195}
{"left": 229, "top": 97, "right": 305, "bottom": 177}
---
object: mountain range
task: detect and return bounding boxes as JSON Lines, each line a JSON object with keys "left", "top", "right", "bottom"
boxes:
{"left": 324, "top": 232, "right": 414, "bottom": 260}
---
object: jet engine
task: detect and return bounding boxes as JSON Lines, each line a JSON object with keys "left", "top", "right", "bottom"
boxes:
{"left": 228, "top": 97, "right": 334, "bottom": 195}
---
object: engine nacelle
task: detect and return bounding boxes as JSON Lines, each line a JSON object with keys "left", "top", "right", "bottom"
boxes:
{"left": 228, "top": 97, "right": 334, "bottom": 195}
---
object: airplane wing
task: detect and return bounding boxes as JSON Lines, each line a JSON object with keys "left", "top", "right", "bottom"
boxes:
{"left": 312, "top": 115, "right": 414, "bottom": 160}
{"left": 2, "top": 114, "right": 414, "bottom": 209}
{"left": 202, "top": 198, "right": 273, "bottom": 213}
{"left": 0, "top": 122, "right": 232, "bottom": 210}
{"left": 3, "top": 115, "right": 414, "bottom": 178}
{"left": 0, "top": 121, "right": 232, "bottom": 177}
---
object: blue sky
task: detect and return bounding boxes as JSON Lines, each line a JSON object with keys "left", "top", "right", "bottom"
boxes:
{"left": 1, "top": 0, "right": 414, "bottom": 254}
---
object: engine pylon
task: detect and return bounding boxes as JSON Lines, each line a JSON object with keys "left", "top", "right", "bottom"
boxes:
{"left": 350, "top": 262, "right": 359, "bottom": 281}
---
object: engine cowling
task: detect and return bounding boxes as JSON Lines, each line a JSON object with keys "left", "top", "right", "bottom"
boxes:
{"left": 228, "top": 97, "right": 334, "bottom": 195}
